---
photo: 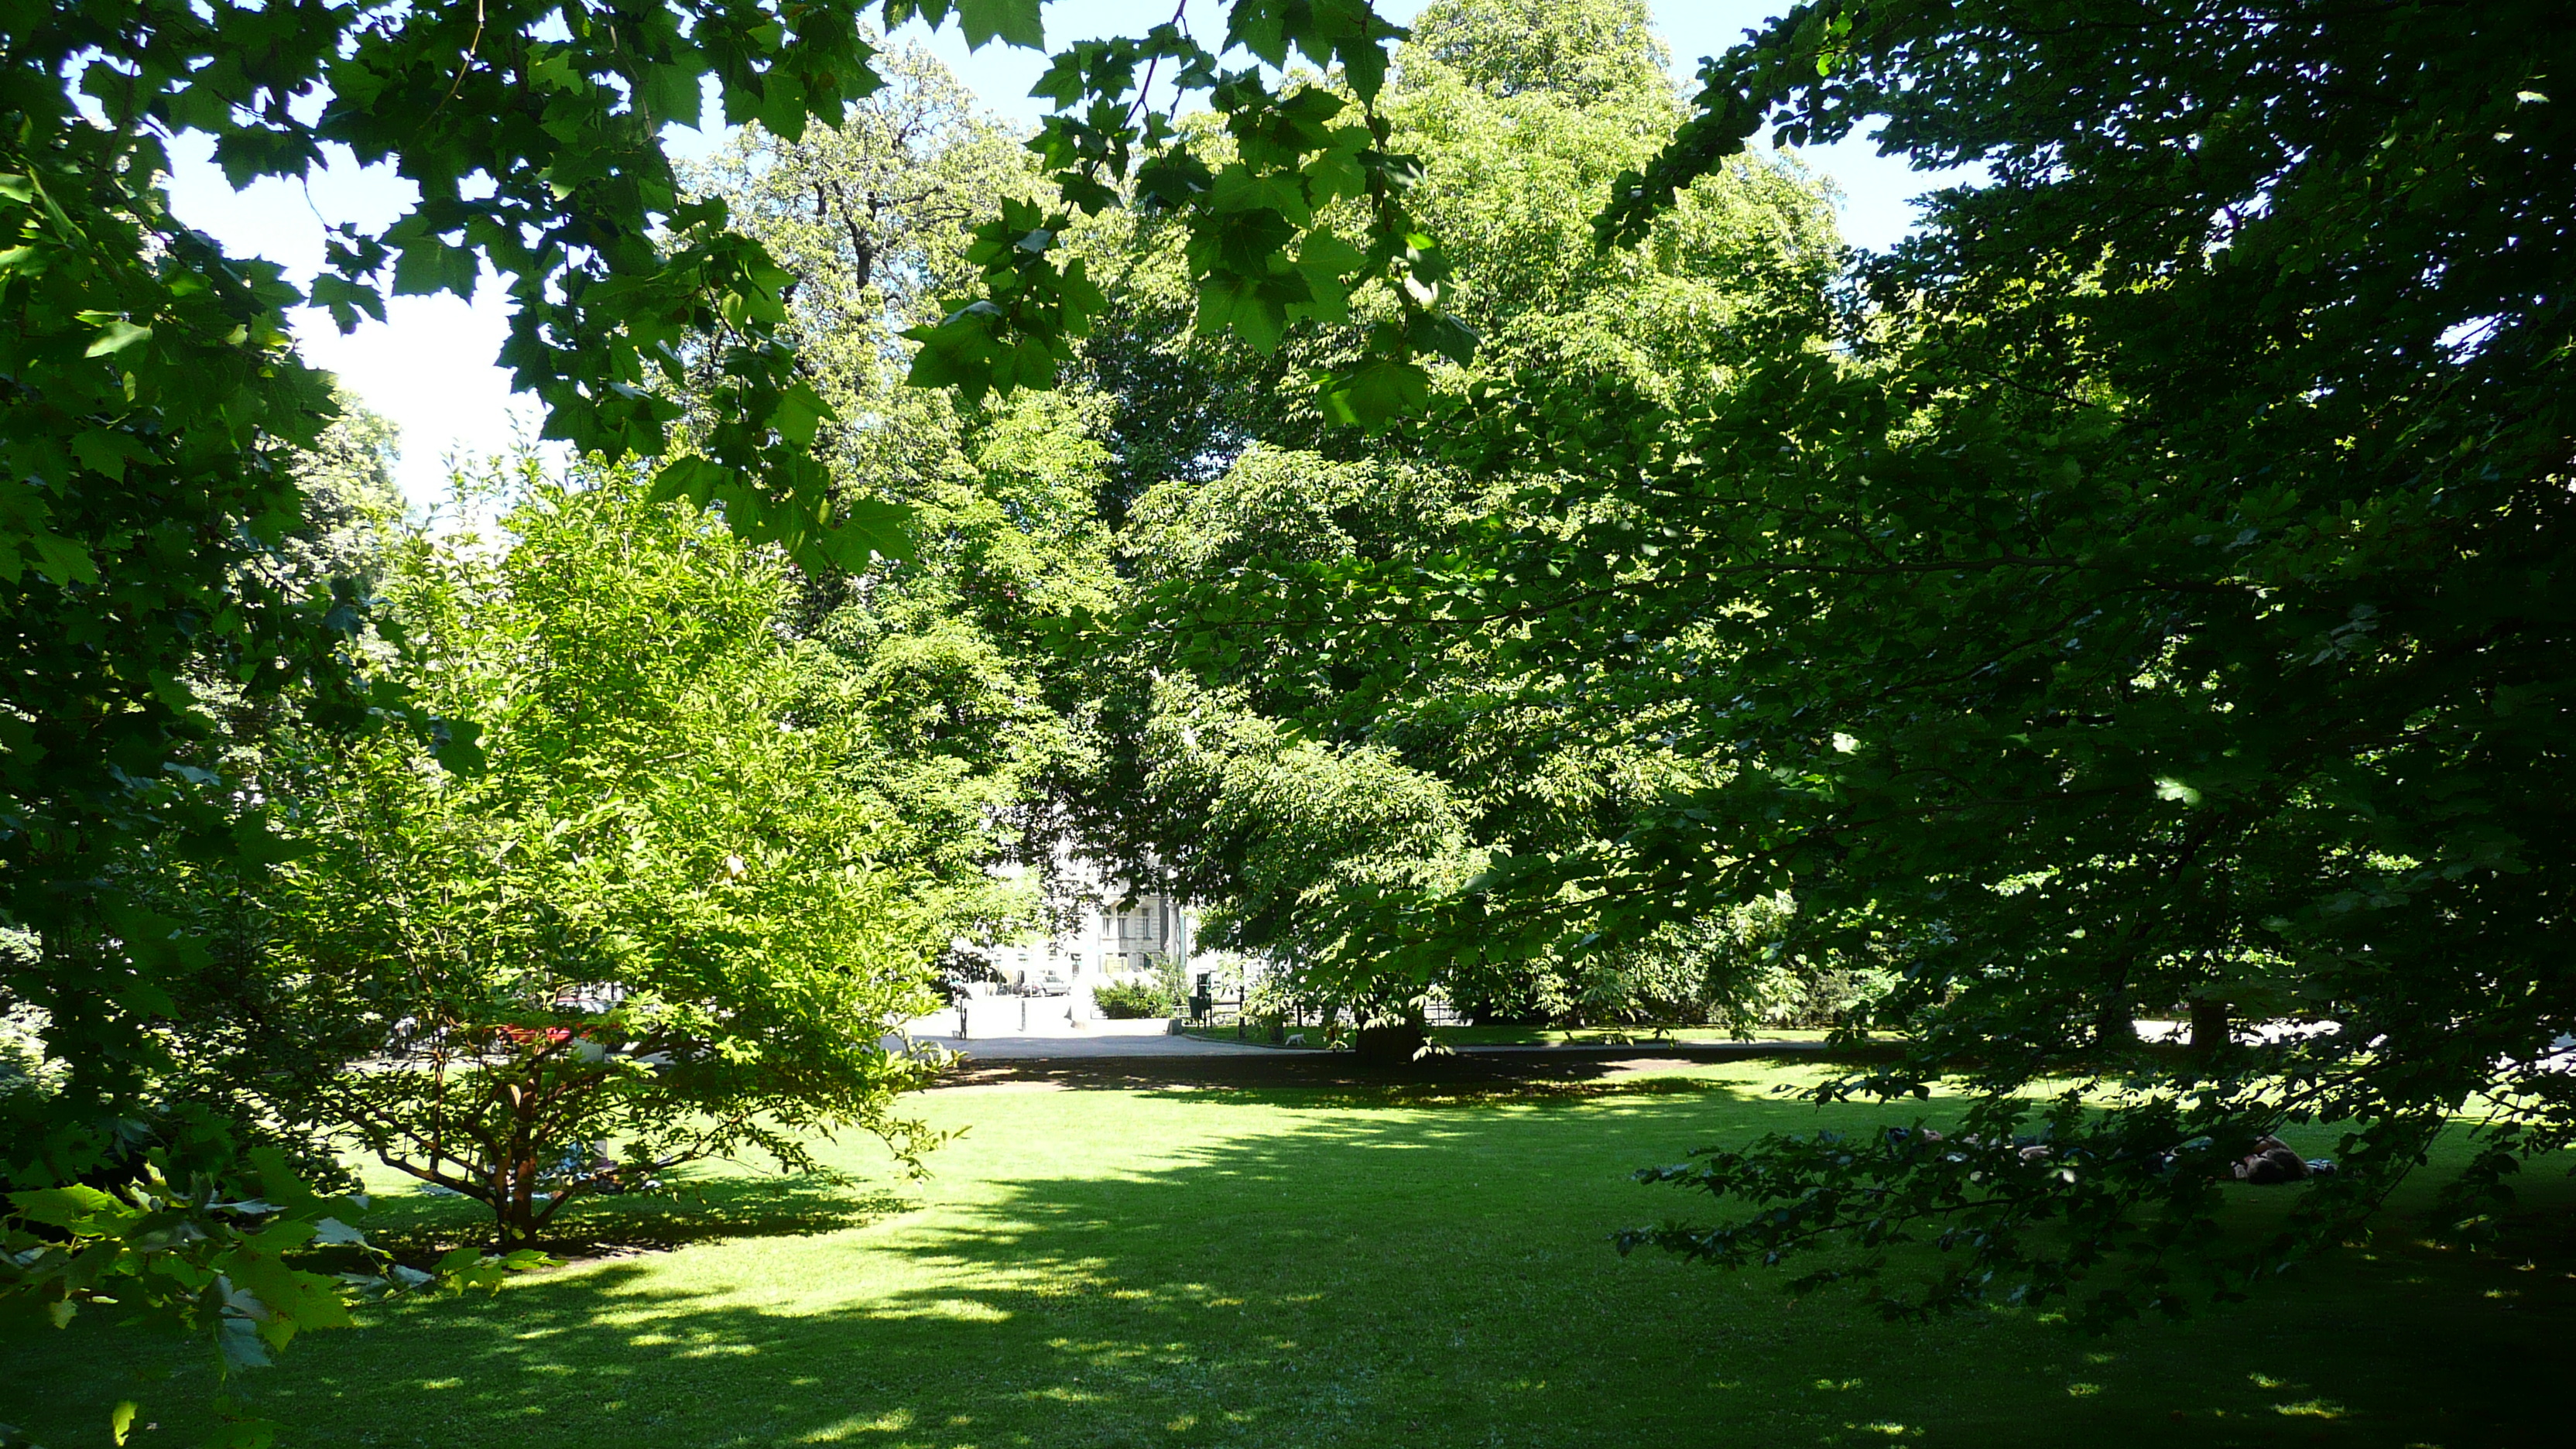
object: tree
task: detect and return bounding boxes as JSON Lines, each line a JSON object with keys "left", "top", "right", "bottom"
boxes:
{"left": 1402, "top": 0, "right": 1669, "bottom": 101}
{"left": 255, "top": 461, "right": 948, "bottom": 1249}
{"left": 1061, "top": 0, "right": 1841, "bottom": 1049}
{"left": 683, "top": 41, "right": 1122, "bottom": 933}
{"left": 4, "top": 0, "right": 1437, "bottom": 1382}
{"left": 125, "top": 399, "right": 409, "bottom": 1188}
{"left": 0, "top": 7, "right": 892, "bottom": 1335}
{"left": 4, "top": 0, "right": 1445, "bottom": 1166}
{"left": 0, "top": 405, "right": 543, "bottom": 1398}
{"left": 4, "top": 5, "right": 1476, "bottom": 1440}
{"left": 1064, "top": 0, "right": 1834, "bottom": 514}
{"left": 1152, "top": 0, "right": 2576, "bottom": 1324}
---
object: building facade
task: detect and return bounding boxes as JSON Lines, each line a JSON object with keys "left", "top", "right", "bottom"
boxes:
{"left": 980, "top": 850, "right": 1200, "bottom": 1009}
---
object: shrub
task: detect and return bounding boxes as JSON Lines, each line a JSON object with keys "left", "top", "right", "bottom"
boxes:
{"left": 1093, "top": 978, "right": 1178, "bottom": 1019}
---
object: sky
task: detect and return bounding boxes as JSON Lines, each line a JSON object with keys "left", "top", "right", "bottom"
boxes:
{"left": 163, "top": 2, "right": 1967, "bottom": 507}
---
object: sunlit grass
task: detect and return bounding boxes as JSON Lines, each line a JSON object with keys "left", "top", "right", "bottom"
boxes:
{"left": 1428, "top": 1025, "right": 1852, "bottom": 1046}
{"left": 1174, "top": 1023, "right": 1856, "bottom": 1048}
{"left": 7, "top": 1061, "right": 2571, "bottom": 1447}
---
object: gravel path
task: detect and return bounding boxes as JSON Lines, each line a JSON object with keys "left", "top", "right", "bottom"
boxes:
{"left": 903, "top": 1019, "right": 1276, "bottom": 1060}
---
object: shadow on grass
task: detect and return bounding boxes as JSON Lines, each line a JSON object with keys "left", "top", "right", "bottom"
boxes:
{"left": 1158, "top": 1073, "right": 1738, "bottom": 1112}
{"left": 933, "top": 1045, "right": 1889, "bottom": 1095}
{"left": 350, "top": 1173, "right": 920, "bottom": 1261}
{"left": 11, "top": 1078, "right": 2572, "bottom": 1449}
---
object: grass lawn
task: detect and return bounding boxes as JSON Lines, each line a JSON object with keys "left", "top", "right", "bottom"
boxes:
{"left": 1174, "top": 1024, "right": 1844, "bottom": 1048}
{"left": 1428, "top": 1025, "right": 1848, "bottom": 1047}
{"left": 7, "top": 1061, "right": 2571, "bottom": 1447}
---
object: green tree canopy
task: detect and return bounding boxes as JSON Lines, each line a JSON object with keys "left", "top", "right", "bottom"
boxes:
{"left": 253, "top": 461, "right": 951, "bottom": 1249}
{"left": 683, "top": 41, "right": 1122, "bottom": 927}
{"left": 0, "top": 0, "right": 1429, "bottom": 1234}
{"left": 0, "top": 0, "right": 1454, "bottom": 1399}
{"left": 1403, "top": 0, "right": 1670, "bottom": 102}
{"left": 1146, "top": 0, "right": 2576, "bottom": 1322}
{"left": 1066, "top": 0, "right": 1834, "bottom": 514}
{"left": 1060, "top": 0, "right": 1842, "bottom": 1044}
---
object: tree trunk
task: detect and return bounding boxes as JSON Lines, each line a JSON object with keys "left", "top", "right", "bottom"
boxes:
{"left": 487, "top": 1156, "right": 541, "bottom": 1249}
{"left": 2094, "top": 995, "right": 2139, "bottom": 1046}
{"left": 2189, "top": 996, "right": 2232, "bottom": 1056}
{"left": 2095, "top": 961, "right": 2139, "bottom": 1047}
{"left": 495, "top": 1104, "right": 542, "bottom": 1249}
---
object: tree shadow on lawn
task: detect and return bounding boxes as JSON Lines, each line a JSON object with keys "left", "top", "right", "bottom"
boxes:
{"left": 12, "top": 1081, "right": 2571, "bottom": 1449}
{"left": 933, "top": 1045, "right": 1886, "bottom": 1094}
{"left": 348, "top": 1173, "right": 920, "bottom": 1262}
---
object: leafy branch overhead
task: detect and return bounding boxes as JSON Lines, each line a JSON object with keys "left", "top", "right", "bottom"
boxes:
{"left": 908, "top": 0, "right": 1476, "bottom": 431}
{"left": 25, "top": 0, "right": 1448, "bottom": 596}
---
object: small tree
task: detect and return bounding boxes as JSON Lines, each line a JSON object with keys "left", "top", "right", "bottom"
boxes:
{"left": 262, "top": 463, "right": 947, "bottom": 1247}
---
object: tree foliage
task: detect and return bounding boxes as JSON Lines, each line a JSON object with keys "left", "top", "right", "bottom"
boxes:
{"left": 683, "top": 43, "right": 1121, "bottom": 927}
{"left": 1, "top": 0, "right": 1433, "bottom": 1389}
{"left": 1142, "top": 0, "right": 2576, "bottom": 1323}
{"left": 916, "top": 0, "right": 1475, "bottom": 431}
{"left": 1065, "top": 0, "right": 1832, "bottom": 514}
{"left": 0, "top": 5, "right": 1441, "bottom": 1441}
{"left": 1403, "top": 0, "right": 1669, "bottom": 103}
{"left": 1, "top": 1141, "right": 542, "bottom": 1395}
{"left": 1064, "top": 1, "right": 1843, "bottom": 1039}
{"left": 252, "top": 463, "right": 950, "bottom": 1249}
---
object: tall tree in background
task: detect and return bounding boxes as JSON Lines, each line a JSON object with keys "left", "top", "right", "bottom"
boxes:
{"left": 686, "top": 40, "right": 1118, "bottom": 931}
{"left": 1067, "top": 0, "right": 1826, "bottom": 517}
{"left": 1062, "top": 0, "right": 1846, "bottom": 1048}
{"left": 1148, "top": 0, "right": 2576, "bottom": 1321}
{"left": 1404, "top": 0, "right": 1667, "bottom": 97}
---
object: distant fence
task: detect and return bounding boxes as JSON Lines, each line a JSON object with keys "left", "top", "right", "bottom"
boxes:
{"left": 1184, "top": 975, "right": 1245, "bottom": 1031}
{"left": 950, "top": 992, "right": 1080, "bottom": 1036}
{"left": 1180, "top": 975, "right": 1468, "bottom": 1036}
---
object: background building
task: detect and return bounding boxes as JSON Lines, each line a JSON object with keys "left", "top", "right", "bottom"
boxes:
{"left": 981, "top": 851, "right": 1200, "bottom": 1014}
